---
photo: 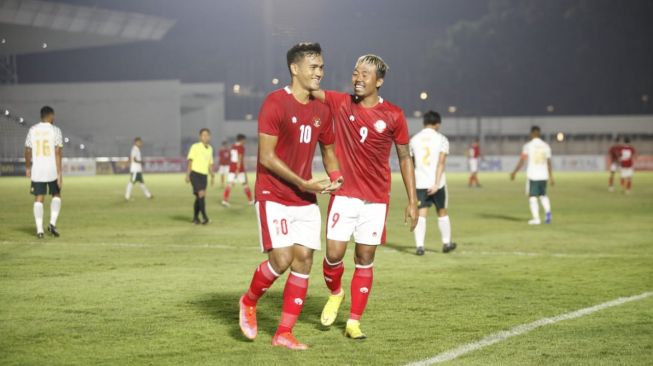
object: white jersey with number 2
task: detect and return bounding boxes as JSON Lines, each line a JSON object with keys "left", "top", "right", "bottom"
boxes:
{"left": 522, "top": 137, "right": 552, "bottom": 181}
{"left": 410, "top": 128, "right": 449, "bottom": 190}
{"left": 25, "top": 122, "right": 63, "bottom": 183}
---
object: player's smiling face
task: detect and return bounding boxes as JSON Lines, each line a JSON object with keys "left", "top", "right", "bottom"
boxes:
{"left": 292, "top": 54, "right": 324, "bottom": 92}
{"left": 352, "top": 62, "right": 383, "bottom": 98}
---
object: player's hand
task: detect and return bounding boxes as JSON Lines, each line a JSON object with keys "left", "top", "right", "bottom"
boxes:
{"left": 405, "top": 202, "right": 418, "bottom": 232}
{"left": 185, "top": 174, "right": 190, "bottom": 184}
{"left": 57, "top": 175, "right": 63, "bottom": 189}
{"left": 322, "top": 177, "right": 344, "bottom": 193}
{"left": 426, "top": 184, "right": 439, "bottom": 195}
{"left": 550, "top": 177, "right": 555, "bottom": 186}
{"left": 300, "top": 177, "right": 331, "bottom": 193}
{"left": 510, "top": 172, "right": 516, "bottom": 181}
{"left": 25, "top": 167, "right": 31, "bottom": 178}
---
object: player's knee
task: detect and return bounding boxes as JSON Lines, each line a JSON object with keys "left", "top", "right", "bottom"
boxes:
{"left": 354, "top": 250, "right": 375, "bottom": 266}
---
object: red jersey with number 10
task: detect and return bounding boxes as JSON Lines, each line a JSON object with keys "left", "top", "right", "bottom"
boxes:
{"left": 256, "top": 87, "right": 334, "bottom": 206}
{"left": 324, "top": 91, "right": 410, "bottom": 203}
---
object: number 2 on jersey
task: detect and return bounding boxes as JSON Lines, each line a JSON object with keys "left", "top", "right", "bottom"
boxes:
{"left": 299, "top": 125, "right": 312, "bottom": 144}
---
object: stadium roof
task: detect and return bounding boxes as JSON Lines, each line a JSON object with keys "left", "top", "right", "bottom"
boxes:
{"left": 0, "top": 0, "right": 176, "bottom": 55}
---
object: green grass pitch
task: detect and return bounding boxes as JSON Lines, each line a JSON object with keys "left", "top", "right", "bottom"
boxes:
{"left": 1, "top": 172, "right": 651, "bottom": 365}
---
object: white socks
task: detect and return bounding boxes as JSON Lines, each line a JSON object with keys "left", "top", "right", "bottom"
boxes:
{"left": 529, "top": 197, "right": 540, "bottom": 221}
{"left": 125, "top": 182, "right": 133, "bottom": 200}
{"left": 33, "top": 202, "right": 44, "bottom": 233}
{"left": 539, "top": 196, "right": 551, "bottom": 213}
{"left": 414, "top": 216, "right": 426, "bottom": 248}
{"left": 50, "top": 197, "right": 61, "bottom": 226}
{"left": 438, "top": 216, "right": 451, "bottom": 244}
{"left": 139, "top": 183, "right": 152, "bottom": 198}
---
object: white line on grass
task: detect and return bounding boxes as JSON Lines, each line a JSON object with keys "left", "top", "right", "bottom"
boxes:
{"left": 405, "top": 291, "right": 652, "bottom": 366}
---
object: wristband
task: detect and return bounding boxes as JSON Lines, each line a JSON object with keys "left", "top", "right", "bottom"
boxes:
{"left": 328, "top": 170, "right": 342, "bottom": 182}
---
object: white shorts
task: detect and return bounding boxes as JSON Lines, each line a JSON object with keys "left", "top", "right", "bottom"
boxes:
{"left": 218, "top": 165, "right": 229, "bottom": 175}
{"left": 620, "top": 167, "right": 634, "bottom": 178}
{"left": 228, "top": 172, "right": 246, "bottom": 184}
{"left": 326, "top": 195, "right": 388, "bottom": 245}
{"left": 255, "top": 201, "right": 321, "bottom": 252}
{"left": 469, "top": 158, "right": 479, "bottom": 173}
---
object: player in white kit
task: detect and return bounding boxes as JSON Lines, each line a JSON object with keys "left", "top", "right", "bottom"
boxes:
{"left": 410, "top": 111, "right": 456, "bottom": 255}
{"left": 24, "top": 106, "right": 64, "bottom": 238}
{"left": 125, "top": 137, "right": 153, "bottom": 200}
{"left": 510, "top": 126, "right": 554, "bottom": 225}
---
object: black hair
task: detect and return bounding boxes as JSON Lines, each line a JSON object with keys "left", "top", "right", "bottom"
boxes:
{"left": 134, "top": 137, "right": 142, "bottom": 142}
{"left": 423, "top": 110, "right": 441, "bottom": 126}
{"left": 624, "top": 136, "right": 631, "bottom": 143}
{"left": 286, "top": 42, "right": 322, "bottom": 74}
{"left": 40, "top": 106, "right": 54, "bottom": 118}
{"left": 199, "top": 128, "right": 211, "bottom": 135}
{"left": 236, "top": 134, "right": 246, "bottom": 141}
{"left": 531, "top": 126, "right": 541, "bottom": 134}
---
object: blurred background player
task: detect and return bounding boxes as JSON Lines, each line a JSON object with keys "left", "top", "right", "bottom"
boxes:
{"left": 410, "top": 111, "right": 457, "bottom": 256}
{"left": 24, "top": 106, "right": 63, "bottom": 238}
{"left": 618, "top": 137, "right": 636, "bottom": 194}
{"left": 238, "top": 42, "right": 342, "bottom": 350}
{"left": 312, "top": 54, "right": 418, "bottom": 340}
{"left": 222, "top": 134, "right": 254, "bottom": 207}
{"left": 467, "top": 138, "right": 482, "bottom": 188}
{"left": 217, "top": 141, "right": 231, "bottom": 188}
{"left": 510, "top": 126, "right": 554, "bottom": 225}
{"left": 607, "top": 136, "right": 622, "bottom": 192}
{"left": 124, "top": 137, "right": 153, "bottom": 201}
{"left": 185, "top": 128, "right": 214, "bottom": 224}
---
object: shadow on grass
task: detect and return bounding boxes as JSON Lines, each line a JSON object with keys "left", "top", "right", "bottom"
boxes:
{"left": 191, "top": 289, "right": 335, "bottom": 341}
{"left": 477, "top": 212, "right": 523, "bottom": 222}
{"left": 384, "top": 242, "right": 439, "bottom": 255}
{"left": 170, "top": 214, "right": 192, "bottom": 223}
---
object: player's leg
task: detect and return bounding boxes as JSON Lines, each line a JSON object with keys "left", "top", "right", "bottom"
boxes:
{"left": 527, "top": 180, "right": 541, "bottom": 225}
{"left": 222, "top": 173, "right": 234, "bottom": 206}
{"left": 136, "top": 173, "right": 152, "bottom": 199}
{"left": 608, "top": 163, "right": 616, "bottom": 192}
{"left": 346, "top": 243, "right": 376, "bottom": 339}
{"left": 31, "top": 181, "right": 46, "bottom": 238}
{"left": 240, "top": 173, "right": 254, "bottom": 204}
{"left": 537, "top": 181, "right": 551, "bottom": 223}
{"left": 435, "top": 186, "right": 456, "bottom": 253}
{"left": 321, "top": 196, "right": 356, "bottom": 327}
{"left": 47, "top": 180, "right": 62, "bottom": 237}
{"left": 414, "top": 189, "right": 430, "bottom": 255}
{"left": 197, "top": 189, "right": 209, "bottom": 224}
{"left": 190, "top": 172, "right": 203, "bottom": 224}
{"left": 125, "top": 173, "right": 135, "bottom": 200}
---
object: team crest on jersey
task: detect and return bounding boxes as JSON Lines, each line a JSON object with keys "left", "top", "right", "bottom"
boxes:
{"left": 313, "top": 116, "right": 321, "bottom": 128}
{"left": 349, "top": 115, "right": 355, "bottom": 122}
{"left": 291, "top": 116, "right": 298, "bottom": 124}
{"left": 374, "top": 120, "right": 387, "bottom": 133}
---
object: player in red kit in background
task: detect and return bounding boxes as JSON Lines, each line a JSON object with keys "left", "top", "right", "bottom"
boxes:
{"left": 618, "top": 137, "right": 636, "bottom": 194}
{"left": 238, "top": 42, "right": 343, "bottom": 350}
{"left": 312, "top": 54, "right": 418, "bottom": 339}
{"left": 607, "top": 136, "right": 622, "bottom": 192}
{"left": 222, "top": 134, "right": 254, "bottom": 206}
{"left": 467, "top": 138, "right": 481, "bottom": 188}
{"left": 217, "top": 141, "right": 231, "bottom": 188}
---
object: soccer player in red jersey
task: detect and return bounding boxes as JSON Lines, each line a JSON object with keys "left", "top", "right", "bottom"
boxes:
{"left": 217, "top": 141, "right": 231, "bottom": 188}
{"left": 238, "top": 42, "right": 343, "bottom": 350}
{"left": 467, "top": 138, "right": 482, "bottom": 188}
{"left": 222, "top": 134, "right": 254, "bottom": 206}
{"left": 607, "top": 136, "right": 622, "bottom": 192}
{"left": 312, "top": 54, "right": 418, "bottom": 339}
{"left": 618, "top": 137, "right": 636, "bottom": 194}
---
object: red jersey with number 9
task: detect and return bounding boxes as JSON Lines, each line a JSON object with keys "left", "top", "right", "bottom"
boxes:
{"left": 324, "top": 91, "right": 410, "bottom": 203}
{"left": 255, "top": 87, "right": 334, "bottom": 206}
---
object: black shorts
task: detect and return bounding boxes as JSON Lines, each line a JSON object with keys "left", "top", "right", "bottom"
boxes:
{"left": 417, "top": 187, "right": 447, "bottom": 210}
{"left": 130, "top": 172, "right": 144, "bottom": 183}
{"left": 528, "top": 180, "right": 547, "bottom": 197}
{"left": 31, "top": 180, "right": 60, "bottom": 196}
{"left": 190, "top": 171, "right": 207, "bottom": 194}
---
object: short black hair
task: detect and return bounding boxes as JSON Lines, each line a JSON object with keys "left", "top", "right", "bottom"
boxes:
{"left": 236, "top": 134, "right": 246, "bottom": 141}
{"left": 286, "top": 42, "right": 322, "bottom": 73}
{"left": 199, "top": 128, "right": 211, "bottom": 135}
{"left": 134, "top": 137, "right": 142, "bottom": 142}
{"left": 531, "top": 126, "right": 541, "bottom": 134}
{"left": 40, "top": 106, "right": 54, "bottom": 118}
{"left": 624, "top": 136, "right": 631, "bottom": 143}
{"left": 423, "top": 111, "right": 441, "bottom": 126}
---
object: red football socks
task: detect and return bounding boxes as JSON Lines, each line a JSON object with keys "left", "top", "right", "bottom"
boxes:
{"left": 349, "top": 264, "right": 373, "bottom": 321}
{"left": 243, "top": 260, "right": 279, "bottom": 306}
{"left": 323, "top": 258, "right": 345, "bottom": 295}
{"left": 276, "top": 272, "right": 309, "bottom": 335}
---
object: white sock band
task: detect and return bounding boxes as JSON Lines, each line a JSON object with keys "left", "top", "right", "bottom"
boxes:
{"left": 50, "top": 197, "right": 61, "bottom": 226}
{"left": 33, "top": 202, "right": 44, "bottom": 233}
{"left": 438, "top": 215, "right": 451, "bottom": 244}
{"left": 414, "top": 216, "right": 426, "bottom": 248}
{"left": 529, "top": 197, "right": 540, "bottom": 220}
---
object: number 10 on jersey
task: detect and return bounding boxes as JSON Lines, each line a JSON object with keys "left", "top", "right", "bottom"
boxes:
{"left": 299, "top": 125, "right": 312, "bottom": 144}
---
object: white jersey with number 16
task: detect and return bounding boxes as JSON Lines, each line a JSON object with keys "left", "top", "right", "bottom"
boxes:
{"left": 25, "top": 122, "right": 63, "bottom": 182}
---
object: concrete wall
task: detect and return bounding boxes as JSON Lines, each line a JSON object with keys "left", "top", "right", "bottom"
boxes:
{"left": 0, "top": 80, "right": 182, "bottom": 157}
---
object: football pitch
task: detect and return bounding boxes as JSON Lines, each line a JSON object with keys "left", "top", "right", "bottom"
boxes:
{"left": 1, "top": 172, "right": 651, "bottom": 365}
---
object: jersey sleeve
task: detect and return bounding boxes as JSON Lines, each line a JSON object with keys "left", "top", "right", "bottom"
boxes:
{"left": 209, "top": 147, "right": 214, "bottom": 166}
{"left": 545, "top": 145, "right": 552, "bottom": 159}
{"left": 258, "top": 97, "right": 283, "bottom": 136}
{"left": 318, "top": 110, "right": 335, "bottom": 145}
{"left": 441, "top": 136, "right": 450, "bottom": 155}
{"left": 54, "top": 127, "right": 63, "bottom": 148}
{"left": 324, "top": 90, "right": 349, "bottom": 112}
{"left": 521, "top": 143, "right": 529, "bottom": 157}
{"left": 187, "top": 144, "right": 196, "bottom": 160}
{"left": 24, "top": 128, "right": 32, "bottom": 148}
{"left": 409, "top": 138, "right": 416, "bottom": 157}
{"left": 392, "top": 111, "right": 410, "bottom": 145}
